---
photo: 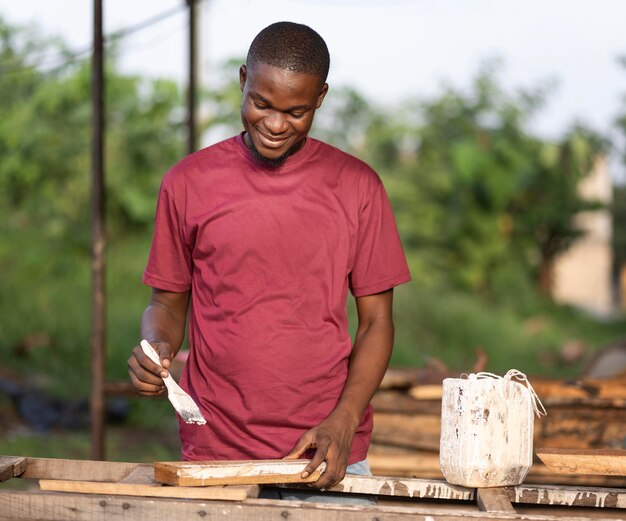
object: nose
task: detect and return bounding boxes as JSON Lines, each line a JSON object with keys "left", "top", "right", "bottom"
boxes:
{"left": 264, "top": 110, "right": 288, "bottom": 135}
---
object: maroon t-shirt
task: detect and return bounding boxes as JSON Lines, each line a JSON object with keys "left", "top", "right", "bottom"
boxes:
{"left": 143, "top": 134, "right": 411, "bottom": 463}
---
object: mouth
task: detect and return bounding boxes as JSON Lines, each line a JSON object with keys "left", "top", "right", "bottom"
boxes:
{"left": 256, "top": 130, "right": 290, "bottom": 151}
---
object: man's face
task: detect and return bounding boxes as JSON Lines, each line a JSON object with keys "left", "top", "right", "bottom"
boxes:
{"left": 240, "top": 62, "right": 328, "bottom": 166}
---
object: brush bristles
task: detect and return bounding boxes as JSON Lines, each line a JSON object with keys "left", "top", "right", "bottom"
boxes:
{"left": 179, "top": 410, "right": 207, "bottom": 425}
{"left": 169, "top": 396, "right": 207, "bottom": 425}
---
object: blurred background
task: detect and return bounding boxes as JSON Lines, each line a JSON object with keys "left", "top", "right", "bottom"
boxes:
{"left": 1, "top": 0, "right": 626, "bottom": 464}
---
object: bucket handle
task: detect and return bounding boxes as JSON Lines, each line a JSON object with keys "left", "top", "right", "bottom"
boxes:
{"left": 464, "top": 369, "right": 547, "bottom": 418}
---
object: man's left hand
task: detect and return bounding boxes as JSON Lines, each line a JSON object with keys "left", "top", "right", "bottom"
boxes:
{"left": 284, "top": 410, "right": 357, "bottom": 489}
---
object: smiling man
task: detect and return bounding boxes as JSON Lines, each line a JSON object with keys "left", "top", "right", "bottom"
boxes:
{"left": 127, "top": 22, "right": 411, "bottom": 501}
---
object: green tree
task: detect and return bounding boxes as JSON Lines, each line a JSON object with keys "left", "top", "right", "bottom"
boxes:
{"left": 355, "top": 63, "right": 607, "bottom": 297}
{"left": 0, "top": 16, "right": 185, "bottom": 247}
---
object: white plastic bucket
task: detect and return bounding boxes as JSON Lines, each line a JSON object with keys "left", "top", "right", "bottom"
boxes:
{"left": 439, "top": 370, "right": 545, "bottom": 488}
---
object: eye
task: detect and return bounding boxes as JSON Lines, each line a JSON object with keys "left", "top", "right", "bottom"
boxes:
{"left": 253, "top": 100, "right": 268, "bottom": 110}
{"left": 290, "top": 112, "right": 305, "bottom": 119}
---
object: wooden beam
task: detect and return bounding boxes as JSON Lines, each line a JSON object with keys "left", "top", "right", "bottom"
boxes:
{"left": 511, "top": 483, "right": 626, "bottom": 508}
{"left": 372, "top": 412, "right": 441, "bottom": 451}
{"left": 16, "top": 456, "right": 140, "bottom": 482}
{"left": 408, "top": 378, "right": 626, "bottom": 402}
{"left": 285, "top": 475, "right": 474, "bottom": 501}
{"left": 90, "top": 0, "right": 107, "bottom": 463}
{"left": 368, "top": 450, "right": 446, "bottom": 479}
{"left": 536, "top": 448, "right": 626, "bottom": 476}
{"left": 116, "top": 464, "right": 153, "bottom": 483}
{"left": 0, "top": 457, "right": 26, "bottom": 482}
{"left": 0, "top": 490, "right": 598, "bottom": 521}
{"left": 372, "top": 390, "right": 441, "bottom": 415}
{"left": 477, "top": 488, "right": 515, "bottom": 513}
{"left": 38, "top": 479, "right": 258, "bottom": 501}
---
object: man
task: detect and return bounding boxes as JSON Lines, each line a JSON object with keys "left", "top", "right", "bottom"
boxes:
{"left": 127, "top": 21, "right": 411, "bottom": 493}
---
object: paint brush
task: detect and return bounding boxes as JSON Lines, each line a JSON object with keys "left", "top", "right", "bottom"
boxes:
{"left": 140, "top": 339, "right": 207, "bottom": 425}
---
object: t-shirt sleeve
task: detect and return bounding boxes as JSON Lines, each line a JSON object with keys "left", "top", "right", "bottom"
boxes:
{"left": 142, "top": 176, "right": 193, "bottom": 292}
{"left": 349, "top": 176, "right": 411, "bottom": 297}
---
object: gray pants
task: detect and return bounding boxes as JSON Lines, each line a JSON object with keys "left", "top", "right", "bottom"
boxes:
{"left": 258, "top": 459, "right": 377, "bottom": 505}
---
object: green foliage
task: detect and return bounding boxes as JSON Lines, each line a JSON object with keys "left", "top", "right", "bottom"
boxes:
{"left": 0, "top": 16, "right": 185, "bottom": 246}
{"left": 351, "top": 62, "right": 608, "bottom": 296}
{"left": 0, "top": 16, "right": 185, "bottom": 397}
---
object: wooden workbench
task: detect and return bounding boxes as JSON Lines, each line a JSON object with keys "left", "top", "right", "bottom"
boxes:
{"left": 2, "top": 455, "right": 626, "bottom": 520}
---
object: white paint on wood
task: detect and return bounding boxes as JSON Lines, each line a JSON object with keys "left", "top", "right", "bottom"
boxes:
{"left": 155, "top": 459, "right": 326, "bottom": 486}
{"left": 329, "top": 475, "right": 474, "bottom": 500}
{"left": 513, "top": 484, "right": 626, "bottom": 508}
{"left": 164, "top": 460, "right": 322, "bottom": 480}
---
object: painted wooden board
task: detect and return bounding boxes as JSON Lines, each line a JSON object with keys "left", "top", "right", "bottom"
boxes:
{"left": 511, "top": 483, "right": 626, "bottom": 509}
{"left": 0, "top": 456, "right": 26, "bottom": 482}
{"left": 38, "top": 479, "right": 258, "bottom": 501}
{"left": 536, "top": 448, "right": 626, "bottom": 476}
{"left": 154, "top": 459, "right": 325, "bottom": 486}
{"left": 476, "top": 488, "right": 515, "bottom": 513}
{"left": 285, "top": 475, "right": 474, "bottom": 501}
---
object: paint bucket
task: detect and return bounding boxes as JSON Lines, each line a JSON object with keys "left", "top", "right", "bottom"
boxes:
{"left": 439, "top": 370, "right": 546, "bottom": 488}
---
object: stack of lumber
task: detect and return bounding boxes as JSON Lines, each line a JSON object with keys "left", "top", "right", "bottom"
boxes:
{"left": 369, "top": 367, "right": 626, "bottom": 486}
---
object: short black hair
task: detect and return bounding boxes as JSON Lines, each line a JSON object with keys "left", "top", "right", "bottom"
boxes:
{"left": 246, "top": 21, "right": 330, "bottom": 83}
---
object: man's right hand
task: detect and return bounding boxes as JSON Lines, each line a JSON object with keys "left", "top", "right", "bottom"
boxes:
{"left": 127, "top": 340, "right": 174, "bottom": 396}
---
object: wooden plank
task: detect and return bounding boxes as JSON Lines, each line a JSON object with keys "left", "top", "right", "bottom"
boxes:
{"left": 368, "top": 450, "right": 626, "bottom": 488}
{"left": 408, "top": 384, "right": 444, "bottom": 400}
{"left": 477, "top": 488, "right": 515, "bottom": 513}
{"left": 372, "top": 413, "right": 441, "bottom": 451}
{"left": 372, "top": 390, "right": 441, "bottom": 414}
{"left": 531, "top": 377, "right": 626, "bottom": 400}
{"left": 407, "top": 378, "right": 626, "bottom": 402}
{"left": 286, "top": 475, "right": 474, "bottom": 500}
{"left": 117, "top": 464, "right": 154, "bottom": 484}
{"left": 38, "top": 479, "right": 258, "bottom": 501}
{"left": 0, "top": 457, "right": 26, "bottom": 482}
{"left": 0, "top": 490, "right": 600, "bottom": 521}
{"left": 511, "top": 483, "right": 626, "bottom": 508}
{"left": 525, "top": 461, "right": 626, "bottom": 488}
{"left": 369, "top": 450, "right": 445, "bottom": 479}
{"left": 154, "top": 459, "right": 325, "bottom": 486}
{"left": 536, "top": 448, "right": 626, "bottom": 476}
{"left": 15, "top": 456, "right": 140, "bottom": 481}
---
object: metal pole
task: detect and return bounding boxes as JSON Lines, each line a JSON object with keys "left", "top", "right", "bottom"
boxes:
{"left": 90, "top": 0, "right": 106, "bottom": 461}
{"left": 187, "top": 0, "right": 198, "bottom": 154}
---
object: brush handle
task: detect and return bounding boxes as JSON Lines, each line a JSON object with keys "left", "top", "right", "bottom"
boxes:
{"left": 140, "top": 339, "right": 175, "bottom": 385}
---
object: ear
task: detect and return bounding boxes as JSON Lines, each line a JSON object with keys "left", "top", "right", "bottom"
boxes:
{"left": 239, "top": 65, "right": 247, "bottom": 92}
{"left": 316, "top": 83, "right": 329, "bottom": 109}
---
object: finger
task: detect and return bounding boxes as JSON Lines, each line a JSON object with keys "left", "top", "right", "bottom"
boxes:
{"left": 134, "top": 344, "right": 169, "bottom": 378}
{"left": 302, "top": 446, "right": 327, "bottom": 482}
{"left": 127, "top": 368, "right": 165, "bottom": 395}
{"left": 312, "top": 449, "right": 347, "bottom": 489}
{"left": 284, "top": 434, "right": 314, "bottom": 460}
{"left": 128, "top": 353, "right": 166, "bottom": 386}
{"left": 155, "top": 342, "right": 173, "bottom": 369}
